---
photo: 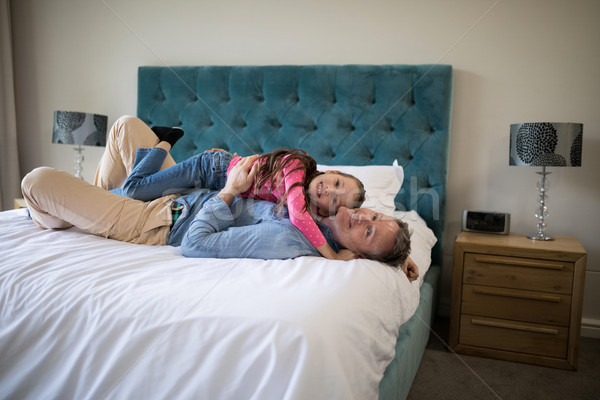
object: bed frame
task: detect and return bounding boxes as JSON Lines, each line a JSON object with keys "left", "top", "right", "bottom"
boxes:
{"left": 137, "top": 64, "right": 453, "bottom": 399}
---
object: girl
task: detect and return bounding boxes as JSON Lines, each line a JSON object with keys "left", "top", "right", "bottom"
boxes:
{"left": 121, "top": 127, "right": 366, "bottom": 261}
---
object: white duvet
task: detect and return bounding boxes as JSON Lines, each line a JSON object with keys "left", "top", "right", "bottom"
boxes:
{"left": 0, "top": 209, "right": 422, "bottom": 400}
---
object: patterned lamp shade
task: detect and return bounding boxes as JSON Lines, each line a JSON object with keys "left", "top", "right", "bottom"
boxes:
{"left": 52, "top": 111, "right": 108, "bottom": 147}
{"left": 509, "top": 122, "right": 583, "bottom": 167}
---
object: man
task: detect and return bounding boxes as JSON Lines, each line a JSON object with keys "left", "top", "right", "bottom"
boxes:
{"left": 21, "top": 116, "right": 416, "bottom": 278}
{"left": 180, "top": 156, "right": 412, "bottom": 269}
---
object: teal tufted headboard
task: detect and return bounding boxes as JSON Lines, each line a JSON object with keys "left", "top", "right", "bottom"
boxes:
{"left": 137, "top": 65, "right": 453, "bottom": 266}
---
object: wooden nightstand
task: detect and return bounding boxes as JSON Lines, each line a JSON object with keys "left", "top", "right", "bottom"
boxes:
{"left": 449, "top": 232, "right": 587, "bottom": 370}
{"left": 14, "top": 198, "right": 27, "bottom": 209}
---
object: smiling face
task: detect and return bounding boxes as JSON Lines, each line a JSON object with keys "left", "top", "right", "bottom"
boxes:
{"left": 307, "top": 171, "right": 362, "bottom": 216}
{"left": 323, "top": 207, "right": 400, "bottom": 258}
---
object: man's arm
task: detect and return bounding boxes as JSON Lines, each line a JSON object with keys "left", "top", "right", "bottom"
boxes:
{"left": 180, "top": 196, "right": 320, "bottom": 259}
{"left": 180, "top": 156, "right": 321, "bottom": 260}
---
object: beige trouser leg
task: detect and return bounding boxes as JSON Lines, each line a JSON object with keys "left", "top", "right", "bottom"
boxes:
{"left": 94, "top": 115, "right": 176, "bottom": 190}
{"left": 22, "top": 167, "right": 176, "bottom": 245}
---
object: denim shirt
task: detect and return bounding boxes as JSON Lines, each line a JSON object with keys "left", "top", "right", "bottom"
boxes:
{"left": 170, "top": 193, "right": 340, "bottom": 260}
{"left": 119, "top": 148, "right": 340, "bottom": 259}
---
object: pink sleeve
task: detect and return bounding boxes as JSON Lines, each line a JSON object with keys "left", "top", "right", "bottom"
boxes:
{"left": 282, "top": 161, "right": 327, "bottom": 248}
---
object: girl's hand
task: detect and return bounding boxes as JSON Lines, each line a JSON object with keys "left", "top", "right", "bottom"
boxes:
{"left": 316, "top": 243, "right": 356, "bottom": 261}
{"left": 335, "top": 249, "right": 358, "bottom": 261}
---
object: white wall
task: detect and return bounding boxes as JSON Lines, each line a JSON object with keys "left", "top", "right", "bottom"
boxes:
{"left": 11, "top": 0, "right": 600, "bottom": 335}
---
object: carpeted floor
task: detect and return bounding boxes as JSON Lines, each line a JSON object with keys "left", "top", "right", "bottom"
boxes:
{"left": 407, "top": 317, "right": 600, "bottom": 400}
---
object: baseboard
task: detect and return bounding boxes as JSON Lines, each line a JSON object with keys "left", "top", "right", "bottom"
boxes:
{"left": 581, "top": 318, "right": 600, "bottom": 338}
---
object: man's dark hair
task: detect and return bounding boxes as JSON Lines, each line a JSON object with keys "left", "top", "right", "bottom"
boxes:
{"left": 360, "top": 219, "right": 411, "bottom": 268}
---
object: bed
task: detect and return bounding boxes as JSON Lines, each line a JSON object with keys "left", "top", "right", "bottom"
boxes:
{"left": 0, "top": 64, "right": 452, "bottom": 399}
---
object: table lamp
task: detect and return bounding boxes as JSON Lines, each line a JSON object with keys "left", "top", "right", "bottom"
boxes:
{"left": 52, "top": 111, "right": 108, "bottom": 179}
{"left": 509, "top": 122, "right": 583, "bottom": 240}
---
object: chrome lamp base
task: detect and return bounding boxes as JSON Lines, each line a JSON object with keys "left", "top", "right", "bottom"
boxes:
{"left": 528, "top": 232, "right": 555, "bottom": 241}
{"left": 529, "top": 166, "right": 554, "bottom": 241}
{"left": 74, "top": 145, "right": 84, "bottom": 179}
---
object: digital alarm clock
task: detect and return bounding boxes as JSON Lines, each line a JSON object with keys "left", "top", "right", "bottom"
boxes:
{"left": 461, "top": 210, "right": 510, "bottom": 235}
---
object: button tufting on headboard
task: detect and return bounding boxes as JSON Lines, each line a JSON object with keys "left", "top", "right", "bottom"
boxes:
{"left": 138, "top": 64, "right": 453, "bottom": 265}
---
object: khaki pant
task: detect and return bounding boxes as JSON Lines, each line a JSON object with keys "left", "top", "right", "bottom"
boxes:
{"left": 21, "top": 116, "right": 179, "bottom": 245}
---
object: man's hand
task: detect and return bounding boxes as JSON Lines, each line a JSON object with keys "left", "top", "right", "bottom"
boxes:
{"left": 218, "top": 155, "right": 259, "bottom": 204}
{"left": 204, "top": 148, "right": 238, "bottom": 157}
{"left": 402, "top": 256, "right": 419, "bottom": 282}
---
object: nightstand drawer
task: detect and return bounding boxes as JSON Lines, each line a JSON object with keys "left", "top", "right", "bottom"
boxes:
{"left": 463, "top": 253, "right": 573, "bottom": 294}
{"left": 459, "top": 315, "right": 568, "bottom": 358}
{"left": 461, "top": 284, "right": 571, "bottom": 326}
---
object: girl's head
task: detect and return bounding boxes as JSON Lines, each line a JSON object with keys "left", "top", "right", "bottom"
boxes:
{"left": 255, "top": 149, "right": 365, "bottom": 217}
{"left": 306, "top": 170, "right": 365, "bottom": 216}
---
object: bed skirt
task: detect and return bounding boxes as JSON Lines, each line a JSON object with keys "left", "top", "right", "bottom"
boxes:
{"left": 379, "top": 265, "right": 440, "bottom": 399}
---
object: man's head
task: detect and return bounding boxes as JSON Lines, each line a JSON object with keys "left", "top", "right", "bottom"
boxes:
{"left": 322, "top": 207, "right": 411, "bottom": 268}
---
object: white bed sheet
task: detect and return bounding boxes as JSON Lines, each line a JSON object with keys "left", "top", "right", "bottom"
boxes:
{"left": 0, "top": 209, "right": 421, "bottom": 400}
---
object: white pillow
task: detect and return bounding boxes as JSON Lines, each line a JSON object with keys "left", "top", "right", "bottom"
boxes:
{"left": 393, "top": 210, "right": 437, "bottom": 287}
{"left": 317, "top": 161, "right": 404, "bottom": 215}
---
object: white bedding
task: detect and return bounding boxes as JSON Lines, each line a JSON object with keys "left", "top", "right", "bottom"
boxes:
{"left": 0, "top": 208, "right": 424, "bottom": 399}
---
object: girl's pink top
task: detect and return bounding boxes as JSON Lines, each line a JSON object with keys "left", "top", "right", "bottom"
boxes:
{"left": 227, "top": 156, "right": 326, "bottom": 248}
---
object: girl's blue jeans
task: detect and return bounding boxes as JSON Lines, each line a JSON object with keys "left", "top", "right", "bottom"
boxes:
{"left": 121, "top": 148, "right": 233, "bottom": 201}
